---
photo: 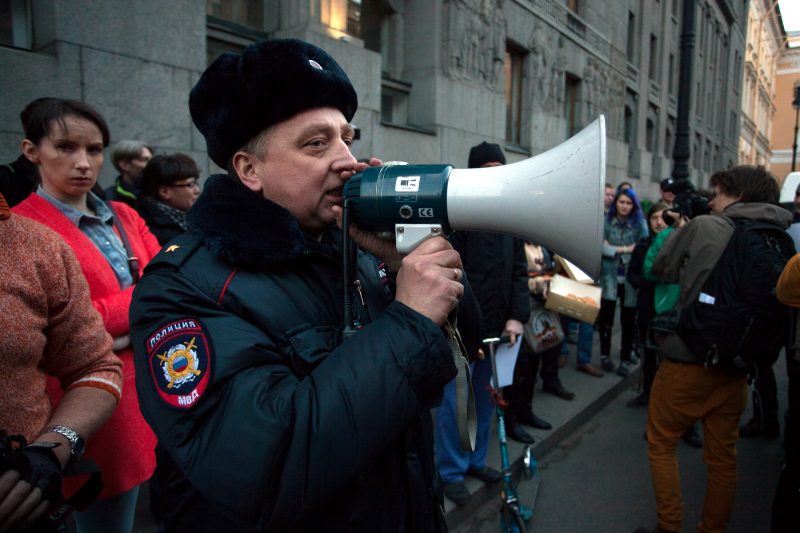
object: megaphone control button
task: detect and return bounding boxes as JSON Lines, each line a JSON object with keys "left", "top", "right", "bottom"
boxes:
{"left": 399, "top": 205, "right": 413, "bottom": 219}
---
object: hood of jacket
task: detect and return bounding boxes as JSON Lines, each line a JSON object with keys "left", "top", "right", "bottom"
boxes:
{"left": 186, "top": 173, "right": 308, "bottom": 266}
{"left": 723, "top": 201, "right": 792, "bottom": 228}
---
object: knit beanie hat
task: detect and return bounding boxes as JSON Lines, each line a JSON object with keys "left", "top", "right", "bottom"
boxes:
{"left": 468, "top": 142, "right": 506, "bottom": 168}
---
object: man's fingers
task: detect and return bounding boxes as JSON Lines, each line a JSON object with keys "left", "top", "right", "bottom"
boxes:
{"left": 2, "top": 485, "right": 43, "bottom": 532}
{"left": 0, "top": 478, "right": 33, "bottom": 531}
{"left": 15, "top": 497, "right": 50, "bottom": 532}
{"left": 409, "top": 235, "right": 454, "bottom": 255}
{"left": 0, "top": 470, "right": 20, "bottom": 504}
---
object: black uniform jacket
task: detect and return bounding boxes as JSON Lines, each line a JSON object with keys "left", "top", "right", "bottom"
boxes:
{"left": 450, "top": 231, "right": 529, "bottom": 339}
{"left": 130, "top": 174, "right": 479, "bottom": 532}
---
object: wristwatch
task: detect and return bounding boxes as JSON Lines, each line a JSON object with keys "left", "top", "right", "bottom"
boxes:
{"left": 44, "top": 425, "right": 85, "bottom": 464}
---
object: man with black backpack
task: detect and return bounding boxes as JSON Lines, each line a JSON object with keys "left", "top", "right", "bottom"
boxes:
{"left": 640, "top": 165, "right": 794, "bottom": 533}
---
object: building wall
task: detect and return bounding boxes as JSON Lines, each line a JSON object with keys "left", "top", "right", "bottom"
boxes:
{"left": 769, "top": 47, "right": 800, "bottom": 182}
{"left": 738, "top": 0, "right": 782, "bottom": 170}
{"left": 0, "top": 0, "right": 208, "bottom": 185}
{"left": 0, "top": 0, "right": 747, "bottom": 203}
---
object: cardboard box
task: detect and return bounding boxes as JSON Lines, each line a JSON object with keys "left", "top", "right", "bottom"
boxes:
{"left": 553, "top": 254, "right": 594, "bottom": 284}
{"left": 545, "top": 274, "right": 601, "bottom": 324}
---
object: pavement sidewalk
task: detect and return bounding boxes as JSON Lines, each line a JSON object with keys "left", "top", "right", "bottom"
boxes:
{"left": 443, "top": 323, "right": 638, "bottom": 529}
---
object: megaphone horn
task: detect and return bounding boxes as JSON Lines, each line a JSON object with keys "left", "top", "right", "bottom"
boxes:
{"left": 343, "top": 115, "right": 606, "bottom": 279}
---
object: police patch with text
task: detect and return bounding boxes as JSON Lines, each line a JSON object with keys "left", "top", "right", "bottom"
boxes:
{"left": 146, "top": 318, "right": 212, "bottom": 409}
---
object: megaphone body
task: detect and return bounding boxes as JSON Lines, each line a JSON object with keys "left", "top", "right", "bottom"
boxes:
{"left": 343, "top": 116, "right": 606, "bottom": 279}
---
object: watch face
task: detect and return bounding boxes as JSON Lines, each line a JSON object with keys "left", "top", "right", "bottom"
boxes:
{"left": 74, "top": 437, "right": 85, "bottom": 457}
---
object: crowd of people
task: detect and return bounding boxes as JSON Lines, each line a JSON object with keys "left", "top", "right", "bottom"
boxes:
{"left": 0, "top": 37, "right": 797, "bottom": 533}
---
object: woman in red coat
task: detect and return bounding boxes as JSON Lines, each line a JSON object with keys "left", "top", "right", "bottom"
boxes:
{"left": 13, "top": 98, "right": 160, "bottom": 533}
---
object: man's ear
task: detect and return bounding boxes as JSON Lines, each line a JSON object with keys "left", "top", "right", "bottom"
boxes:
{"left": 20, "top": 139, "right": 39, "bottom": 164}
{"left": 232, "top": 151, "right": 263, "bottom": 193}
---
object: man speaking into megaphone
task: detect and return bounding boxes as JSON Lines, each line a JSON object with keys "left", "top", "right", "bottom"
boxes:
{"left": 129, "top": 38, "right": 481, "bottom": 532}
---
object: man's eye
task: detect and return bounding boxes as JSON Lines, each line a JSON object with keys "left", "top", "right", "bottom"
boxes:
{"left": 343, "top": 137, "right": 353, "bottom": 147}
{"left": 307, "top": 139, "right": 326, "bottom": 148}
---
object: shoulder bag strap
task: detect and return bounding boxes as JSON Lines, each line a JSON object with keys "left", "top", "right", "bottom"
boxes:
{"left": 106, "top": 202, "right": 141, "bottom": 283}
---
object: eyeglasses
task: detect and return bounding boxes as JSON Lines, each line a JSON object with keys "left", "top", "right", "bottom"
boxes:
{"left": 168, "top": 180, "right": 200, "bottom": 190}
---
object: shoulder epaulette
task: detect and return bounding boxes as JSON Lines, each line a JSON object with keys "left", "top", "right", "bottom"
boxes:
{"left": 145, "top": 232, "right": 204, "bottom": 272}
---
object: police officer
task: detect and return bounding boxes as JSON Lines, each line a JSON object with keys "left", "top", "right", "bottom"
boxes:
{"left": 130, "top": 38, "right": 478, "bottom": 532}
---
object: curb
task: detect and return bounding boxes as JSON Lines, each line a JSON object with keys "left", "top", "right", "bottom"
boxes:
{"left": 444, "top": 366, "right": 641, "bottom": 529}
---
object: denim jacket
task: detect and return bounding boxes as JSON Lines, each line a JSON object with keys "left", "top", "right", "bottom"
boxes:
{"left": 600, "top": 216, "right": 647, "bottom": 306}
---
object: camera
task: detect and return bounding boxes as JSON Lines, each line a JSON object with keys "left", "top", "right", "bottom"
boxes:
{"left": 661, "top": 178, "right": 710, "bottom": 225}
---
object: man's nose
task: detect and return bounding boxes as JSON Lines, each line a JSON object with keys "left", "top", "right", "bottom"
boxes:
{"left": 333, "top": 142, "right": 357, "bottom": 176}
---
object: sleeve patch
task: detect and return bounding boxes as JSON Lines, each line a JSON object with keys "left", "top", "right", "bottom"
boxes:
{"left": 146, "top": 318, "right": 212, "bottom": 409}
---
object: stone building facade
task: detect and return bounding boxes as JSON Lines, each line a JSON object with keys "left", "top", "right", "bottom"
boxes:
{"left": 738, "top": 0, "right": 782, "bottom": 169}
{"left": 769, "top": 46, "right": 800, "bottom": 181}
{"left": 0, "top": 0, "right": 747, "bottom": 201}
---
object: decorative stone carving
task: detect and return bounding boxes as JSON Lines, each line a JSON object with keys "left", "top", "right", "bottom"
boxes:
{"left": 445, "top": 0, "right": 506, "bottom": 89}
{"left": 550, "top": 37, "right": 567, "bottom": 116}
{"left": 528, "top": 21, "right": 550, "bottom": 109}
{"left": 583, "top": 57, "right": 598, "bottom": 121}
{"left": 604, "top": 68, "right": 626, "bottom": 139}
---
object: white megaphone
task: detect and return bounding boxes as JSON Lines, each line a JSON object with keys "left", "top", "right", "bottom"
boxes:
{"left": 343, "top": 115, "right": 606, "bottom": 279}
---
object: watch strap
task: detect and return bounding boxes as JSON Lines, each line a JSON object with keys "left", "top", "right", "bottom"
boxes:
{"left": 43, "top": 425, "right": 84, "bottom": 463}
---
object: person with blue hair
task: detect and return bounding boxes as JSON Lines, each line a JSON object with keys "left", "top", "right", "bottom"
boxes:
{"left": 598, "top": 187, "right": 648, "bottom": 377}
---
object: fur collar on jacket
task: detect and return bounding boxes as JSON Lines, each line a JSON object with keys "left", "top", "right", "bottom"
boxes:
{"left": 186, "top": 174, "right": 309, "bottom": 266}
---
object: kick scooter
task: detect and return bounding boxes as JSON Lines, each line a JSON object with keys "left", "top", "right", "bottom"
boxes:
{"left": 483, "top": 336, "right": 538, "bottom": 533}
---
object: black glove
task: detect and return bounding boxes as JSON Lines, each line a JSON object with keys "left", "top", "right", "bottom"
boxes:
{"left": 6, "top": 442, "right": 63, "bottom": 504}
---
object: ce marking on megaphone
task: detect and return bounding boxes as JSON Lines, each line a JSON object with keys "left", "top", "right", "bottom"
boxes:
{"left": 418, "top": 208, "right": 434, "bottom": 218}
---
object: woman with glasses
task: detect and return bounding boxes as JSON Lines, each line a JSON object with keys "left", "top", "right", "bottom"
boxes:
{"left": 12, "top": 98, "right": 160, "bottom": 533}
{"left": 136, "top": 153, "right": 201, "bottom": 245}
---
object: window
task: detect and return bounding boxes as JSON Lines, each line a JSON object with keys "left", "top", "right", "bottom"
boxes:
{"left": 566, "top": 0, "right": 579, "bottom": 14}
{"left": 206, "top": 0, "right": 268, "bottom": 65}
{"left": 649, "top": 34, "right": 658, "bottom": 81}
{"left": 626, "top": 12, "right": 636, "bottom": 62}
{"left": 380, "top": 78, "right": 410, "bottom": 125}
{"left": 668, "top": 53, "right": 676, "bottom": 93}
{"left": 0, "top": 0, "right": 32, "bottom": 49}
{"left": 361, "top": 0, "right": 398, "bottom": 76}
{"left": 505, "top": 45, "right": 525, "bottom": 144}
{"left": 646, "top": 119, "right": 656, "bottom": 152}
{"left": 733, "top": 51, "right": 741, "bottom": 92}
{"left": 564, "top": 74, "right": 581, "bottom": 138}
{"left": 625, "top": 90, "right": 638, "bottom": 162}
{"left": 206, "top": 0, "right": 263, "bottom": 30}
{"left": 664, "top": 127, "right": 672, "bottom": 157}
{"left": 347, "top": 0, "right": 362, "bottom": 37}
{"left": 357, "top": 1, "right": 412, "bottom": 127}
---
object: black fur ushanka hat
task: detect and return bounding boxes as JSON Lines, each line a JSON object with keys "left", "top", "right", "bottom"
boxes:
{"left": 189, "top": 38, "right": 358, "bottom": 168}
